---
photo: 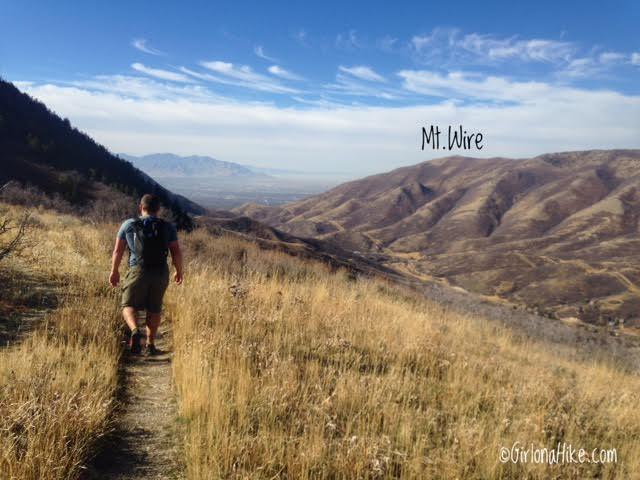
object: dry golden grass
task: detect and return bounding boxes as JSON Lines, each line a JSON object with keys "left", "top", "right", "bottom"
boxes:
{"left": 0, "top": 204, "right": 121, "bottom": 480}
{"left": 2, "top": 203, "right": 640, "bottom": 479}
{"left": 170, "top": 229, "right": 640, "bottom": 479}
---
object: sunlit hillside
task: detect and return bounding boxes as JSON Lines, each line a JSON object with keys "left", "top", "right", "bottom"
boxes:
{"left": 236, "top": 150, "right": 640, "bottom": 326}
{"left": 2, "top": 202, "right": 640, "bottom": 479}
{"left": 0, "top": 204, "right": 121, "bottom": 479}
{"left": 170, "top": 227, "right": 640, "bottom": 478}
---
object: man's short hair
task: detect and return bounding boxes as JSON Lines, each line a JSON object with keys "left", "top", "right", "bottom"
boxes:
{"left": 140, "top": 194, "right": 161, "bottom": 214}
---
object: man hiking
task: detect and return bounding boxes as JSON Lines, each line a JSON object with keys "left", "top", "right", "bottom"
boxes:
{"left": 109, "top": 194, "right": 183, "bottom": 355}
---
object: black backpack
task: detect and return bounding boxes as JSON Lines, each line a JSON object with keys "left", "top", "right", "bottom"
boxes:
{"left": 133, "top": 217, "right": 169, "bottom": 268}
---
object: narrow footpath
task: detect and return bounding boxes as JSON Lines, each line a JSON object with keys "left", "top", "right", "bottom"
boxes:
{"left": 82, "top": 317, "right": 183, "bottom": 480}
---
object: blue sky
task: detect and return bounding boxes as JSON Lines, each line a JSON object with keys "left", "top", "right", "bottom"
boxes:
{"left": 2, "top": 0, "right": 639, "bottom": 175}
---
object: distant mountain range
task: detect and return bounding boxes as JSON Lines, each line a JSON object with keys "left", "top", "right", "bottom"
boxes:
{"left": 120, "top": 153, "right": 268, "bottom": 178}
{"left": 119, "top": 153, "right": 348, "bottom": 182}
{"left": 236, "top": 149, "right": 640, "bottom": 326}
{"left": 0, "top": 79, "right": 203, "bottom": 224}
{"left": 0, "top": 79, "right": 393, "bottom": 279}
{"left": 6, "top": 75, "right": 640, "bottom": 329}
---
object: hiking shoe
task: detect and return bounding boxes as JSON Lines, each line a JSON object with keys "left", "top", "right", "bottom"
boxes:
{"left": 145, "top": 344, "right": 160, "bottom": 356}
{"left": 129, "top": 330, "right": 143, "bottom": 354}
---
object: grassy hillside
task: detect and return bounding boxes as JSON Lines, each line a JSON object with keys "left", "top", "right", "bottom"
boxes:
{"left": 169, "top": 228, "right": 640, "bottom": 479}
{"left": 236, "top": 150, "right": 640, "bottom": 326}
{"left": 2, "top": 203, "right": 640, "bottom": 479}
{"left": 0, "top": 204, "right": 121, "bottom": 479}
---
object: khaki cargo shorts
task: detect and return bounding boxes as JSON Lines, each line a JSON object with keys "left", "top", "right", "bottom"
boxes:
{"left": 121, "top": 266, "right": 170, "bottom": 313}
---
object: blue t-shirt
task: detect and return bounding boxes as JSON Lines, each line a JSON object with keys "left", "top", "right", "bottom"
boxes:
{"left": 117, "top": 216, "right": 178, "bottom": 267}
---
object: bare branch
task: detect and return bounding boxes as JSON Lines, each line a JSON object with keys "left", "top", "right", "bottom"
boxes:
{"left": 0, "top": 212, "right": 31, "bottom": 261}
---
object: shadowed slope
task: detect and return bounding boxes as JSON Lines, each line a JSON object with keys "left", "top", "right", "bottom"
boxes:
{"left": 0, "top": 79, "right": 203, "bottom": 227}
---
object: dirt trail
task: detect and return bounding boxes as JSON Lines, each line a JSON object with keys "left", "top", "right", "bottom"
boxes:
{"left": 83, "top": 317, "right": 183, "bottom": 480}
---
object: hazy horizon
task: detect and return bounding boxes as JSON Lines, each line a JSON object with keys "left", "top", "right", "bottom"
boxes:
{"left": 2, "top": 1, "right": 639, "bottom": 175}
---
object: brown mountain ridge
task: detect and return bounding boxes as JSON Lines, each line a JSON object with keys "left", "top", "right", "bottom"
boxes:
{"left": 236, "top": 149, "right": 640, "bottom": 327}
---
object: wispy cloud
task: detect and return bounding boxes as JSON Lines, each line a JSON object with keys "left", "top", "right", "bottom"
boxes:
{"left": 131, "top": 38, "right": 164, "bottom": 56}
{"left": 254, "top": 45, "right": 278, "bottom": 62}
{"left": 199, "top": 61, "right": 299, "bottom": 93}
{"left": 559, "top": 51, "right": 628, "bottom": 78}
{"left": 131, "top": 63, "right": 195, "bottom": 83}
{"left": 335, "top": 30, "right": 363, "bottom": 50}
{"left": 268, "top": 65, "right": 304, "bottom": 81}
{"left": 201, "top": 61, "right": 258, "bottom": 80}
{"left": 17, "top": 77, "right": 640, "bottom": 174}
{"left": 560, "top": 57, "right": 601, "bottom": 78}
{"left": 377, "top": 35, "right": 398, "bottom": 52}
{"left": 410, "top": 28, "right": 575, "bottom": 65}
{"left": 69, "top": 75, "right": 222, "bottom": 101}
{"left": 599, "top": 51, "right": 626, "bottom": 64}
{"left": 10, "top": 24, "right": 640, "bottom": 174}
{"left": 407, "top": 28, "right": 639, "bottom": 80}
{"left": 290, "top": 95, "right": 343, "bottom": 108}
{"left": 177, "top": 67, "right": 216, "bottom": 81}
{"left": 338, "top": 65, "right": 386, "bottom": 82}
{"left": 398, "top": 69, "right": 554, "bottom": 103}
{"left": 460, "top": 35, "right": 574, "bottom": 62}
{"left": 326, "top": 73, "right": 399, "bottom": 100}
{"left": 410, "top": 28, "right": 457, "bottom": 59}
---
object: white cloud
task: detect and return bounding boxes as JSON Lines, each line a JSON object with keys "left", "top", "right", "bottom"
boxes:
{"left": 410, "top": 32, "right": 438, "bottom": 52}
{"left": 202, "top": 61, "right": 263, "bottom": 80}
{"left": 326, "top": 73, "right": 399, "bottom": 100}
{"left": 291, "top": 95, "right": 343, "bottom": 108}
{"left": 131, "top": 63, "right": 195, "bottom": 83}
{"left": 560, "top": 50, "right": 628, "bottom": 78}
{"left": 131, "top": 38, "right": 164, "bottom": 56}
{"left": 599, "top": 51, "right": 625, "bottom": 64}
{"left": 70, "top": 75, "right": 215, "bottom": 101}
{"left": 561, "top": 57, "right": 600, "bottom": 78}
{"left": 409, "top": 28, "right": 638, "bottom": 81}
{"left": 178, "top": 67, "right": 220, "bottom": 82}
{"left": 268, "top": 65, "right": 304, "bottom": 81}
{"left": 338, "top": 65, "right": 386, "bottom": 82}
{"left": 460, "top": 35, "right": 574, "bottom": 62}
{"left": 398, "top": 70, "right": 554, "bottom": 103}
{"left": 16, "top": 75, "right": 638, "bottom": 176}
{"left": 199, "top": 61, "right": 299, "bottom": 94}
{"left": 254, "top": 45, "right": 277, "bottom": 62}
{"left": 410, "top": 28, "right": 574, "bottom": 65}
{"left": 11, "top": 27, "right": 640, "bottom": 176}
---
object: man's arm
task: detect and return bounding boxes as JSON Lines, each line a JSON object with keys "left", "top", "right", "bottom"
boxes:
{"left": 168, "top": 241, "right": 183, "bottom": 284}
{"left": 109, "top": 238, "right": 127, "bottom": 287}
